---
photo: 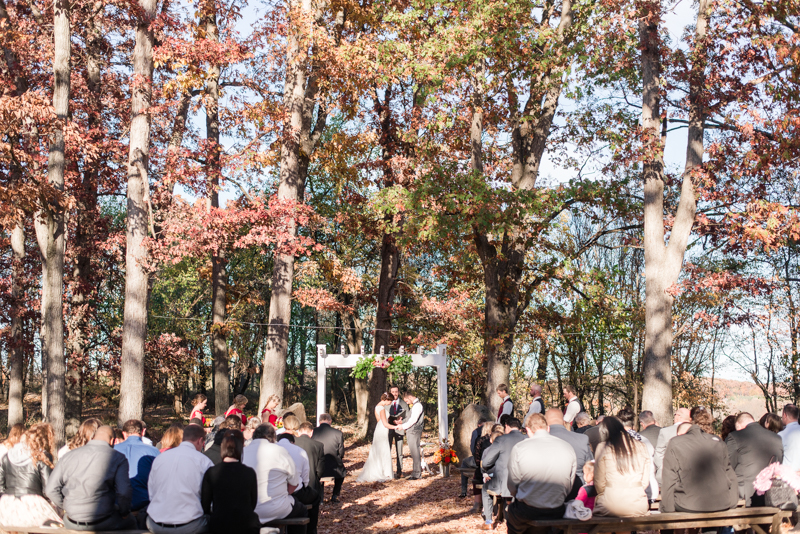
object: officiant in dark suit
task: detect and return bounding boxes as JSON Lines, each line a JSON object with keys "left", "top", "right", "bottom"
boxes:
{"left": 313, "top": 413, "right": 346, "bottom": 503}
{"left": 387, "top": 385, "right": 409, "bottom": 478}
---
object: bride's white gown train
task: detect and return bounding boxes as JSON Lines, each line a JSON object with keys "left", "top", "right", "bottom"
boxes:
{"left": 357, "top": 406, "right": 394, "bottom": 482}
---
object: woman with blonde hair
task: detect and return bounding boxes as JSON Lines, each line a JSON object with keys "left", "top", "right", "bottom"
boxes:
{"left": 260, "top": 394, "right": 281, "bottom": 426}
{"left": 160, "top": 425, "right": 184, "bottom": 452}
{"left": 58, "top": 418, "right": 101, "bottom": 459}
{"left": 0, "top": 423, "right": 61, "bottom": 527}
{"left": 225, "top": 394, "right": 249, "bottom": 426}
{"left": 243, "top": 417, "right": 262, "bottom": 445}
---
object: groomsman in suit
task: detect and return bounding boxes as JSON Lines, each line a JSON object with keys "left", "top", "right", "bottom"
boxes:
{"left": 387, "top": 385, "right": 409, "bottom": 478}
{"left": 399, "top": 392, "right": 425, "bottom": 480}
{"left": 313, "top": 413, "right": 346, "bottom": 503}
{"left": 496, "top": 384, "right": 514, "bottom": 423}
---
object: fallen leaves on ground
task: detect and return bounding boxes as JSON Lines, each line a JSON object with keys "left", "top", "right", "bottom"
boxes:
{"left": 320, "top": 425, "right": 505, "bottom": 534}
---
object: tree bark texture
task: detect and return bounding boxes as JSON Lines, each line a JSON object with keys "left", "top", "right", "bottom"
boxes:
{"left": 639, "top": 0, "right": 706, "bottom": 426}
{"left": 65, "top": 4, "right": 103, "bottom": 436}
{"left": 259, "top": 0, "right": 339, "bottom": 411}
{"left": 8, "top": 221, "right": 26, "bottom": 427}
{"left": 204, "top": 3, "right": 230, "bottom": 414}
{"left": 33, "top": 0, "right": 70, "bottom": 446}
{"left": 119, "top": 0, "right": 157, "bottom": 424}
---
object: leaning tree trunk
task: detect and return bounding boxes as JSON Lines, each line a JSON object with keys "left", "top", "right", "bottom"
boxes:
{"left": 204, "top": 2, "right": 230, "bottom": 414}
{"left": 8, "top": 220, "right": 26, "bottom": 427}
{"left": 119, "top": 0, "right": 157, "bottom": 424}
{"left": 33, "top": 0, "right": 70, "bottom": 446}
{"left": 639, "top": 0, "right": 707, "bottom": 426}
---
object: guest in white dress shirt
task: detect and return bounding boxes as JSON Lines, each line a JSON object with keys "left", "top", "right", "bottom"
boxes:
{"left": 243, "top": 424, "right": 308, "bottom": 534}
{"left": 780, "top": 404, "right": 800, "bottom": 471}
{"left": 146, "top": 424, "right": 213, "bottom": 534}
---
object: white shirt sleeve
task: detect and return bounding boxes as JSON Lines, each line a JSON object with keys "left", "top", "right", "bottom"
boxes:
{"left": 502, "top": 400, "right": 514, "bottom": 417}
{"left": 564, "top": 399, "right": 580, "bottom": 423}
{"left": 402, "top": 403, "right": 423, "bottom": 430}
{"left": 299, "top": 449, "right": 310, "bottom": 487}
{"left": 525, "top": 399, "right": 540, "bottom": 422}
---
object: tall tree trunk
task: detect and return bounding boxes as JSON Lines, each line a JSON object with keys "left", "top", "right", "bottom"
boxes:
{"left": 259, "top": 0, "right": 340, "bottom": 411}
{"left": 8, "top": 221, "right": 26, "bottom": 427}
{"left": 119, "top": 0, "right": 157, "bottom": 424}
{"left": 639, "top": 0, "right": 707, "bottom": 425}
{"left": 33, "top": 0, "right": 70, "bottom": 446}
{"left": 203, "top": 2, "right": 230, "bottom": 415}
{"left": 65, "top": 3, "right": 103, "bottom": 436}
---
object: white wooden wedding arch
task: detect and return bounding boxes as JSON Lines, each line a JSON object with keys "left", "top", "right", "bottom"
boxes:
{"left": 316, "top": 344, "right": 449, "bottom": 442}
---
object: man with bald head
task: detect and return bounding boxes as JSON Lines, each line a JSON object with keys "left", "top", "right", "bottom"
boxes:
{"left": 47, "top": 425, "right": 137, "bottom": 530}
{"left": 654, "top": 407, "right": 691, "bottom": 483}
{"left": 545, "top": 408, "right": 593, "bottom": 490}
{"left": 726, "top": 412, "right": 784, "bottom": 506}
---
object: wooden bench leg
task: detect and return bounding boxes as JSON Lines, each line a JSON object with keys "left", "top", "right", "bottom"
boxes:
{"left": 771, "top": 511, "right": 786, "bottom": 534}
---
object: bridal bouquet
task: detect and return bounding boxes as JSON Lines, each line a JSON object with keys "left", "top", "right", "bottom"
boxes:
{"left": 433, "top": 446, "right": 459, "bottom": 465}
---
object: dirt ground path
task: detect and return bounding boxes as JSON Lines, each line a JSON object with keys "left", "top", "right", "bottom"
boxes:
{"left": 319, "top": 427, "right": 506, "bottom": 534}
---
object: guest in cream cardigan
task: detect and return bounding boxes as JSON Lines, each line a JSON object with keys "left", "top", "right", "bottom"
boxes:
{"left": 593, "top": 416, "right": 651, "bottom": 517}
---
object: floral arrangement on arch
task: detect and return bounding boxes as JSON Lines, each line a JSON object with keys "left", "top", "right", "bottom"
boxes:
{"left": 432, "top": 444, "right": 459, "bottom": 465}
{"left": 753, "top": 463, "right": 800, "bottom": 495}
{"left": 351, "top": 352, "right": 413, "bottom": 380}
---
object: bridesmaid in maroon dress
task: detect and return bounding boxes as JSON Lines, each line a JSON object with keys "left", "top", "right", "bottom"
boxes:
{"left": 259, "top": 394, "right": 280, "bottom": 426}
{"left": 224, "top": 394, "right": 249, "bottom": 427}
{"left": 189, "top": 393, "right": 208, "bottom": 426}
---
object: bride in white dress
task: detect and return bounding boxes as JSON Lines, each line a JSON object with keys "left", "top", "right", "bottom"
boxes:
{"left": 357, "top": 393, "right": 398, "bottom": 482}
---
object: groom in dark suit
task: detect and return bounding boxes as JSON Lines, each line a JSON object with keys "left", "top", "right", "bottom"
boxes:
{"left": 387, "top": 385, "right": 409, "bottom": 478}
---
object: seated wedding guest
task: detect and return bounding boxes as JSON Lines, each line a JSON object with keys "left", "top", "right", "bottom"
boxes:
{"left": 576, "top": 460, "right": 596, "bottom": 511}
{"left": 46, "top": 425, "right": 137, "bottom": 531}
{"left": 294, "top": 420, "right": 324, "bottom": 534}
{"left": 480, "top": 418, "right": 526, "bottom": 530}
{"left": 205, "top": 414, "right": 242, "bottom": 465}
{"left": 506, "top": 413, "right": 576, "bottom": 534}
{"left": 462, "top": 417, "right": 489, "bottom": 502}
{"left": 691, "top": 407, "right": 716, "bottom": 435}
{"left": 225, "top": 394, "right": 249, "bottom": 427}
{"left": 760, "top": 412, "right": 784, "bottom": 433}
{"left": 111, "top": 428, "right": 124, "bottom": 446}
{"left": 146, "top": 424, "right": 213, "bottom": 534}
{"left": 141, "top": 421, "right": 155, "bottom": 446}
{"left": 0, "top": 424, "right": 25, "bottom": 465}
{"left": 727, "top": 411, "right": 784, "bottom": 506}
{"left": 617, "top": 407, "right": 658, "bottom": 498}
{"left": 545, "top": 408, "right": 593, "bottom": 487}
{"left": 585, "top": 415, "right": 605, "bottom": 454}
{"left": 0, "top": 423, "right": 61, "bottom": 527}
{"left": 660, "top": 422, "right": 738, "bottom": 513}
{"left": 472, "top": 421, "right": 495, "bottom": 512}
{"left": 115, "top": 419, "right": 160, "bottom": 513}
{"left": 189, "top": 393, "right": 208, "bottom": 426}
{"left": 313, "top": 413, "right": 345, "bottom": 503}
{"left": 204, "top": 416, "right": 226, "bottom": 450}
{"left": 278, "top": 432, "right": 319, "bottom": 526}
{"left": 244, "top": 416, "right": 262, "bottom": 445}
{"left": 638, "top": 410, "right": 661, "bottom": 448}
{"left": 721, "top": 415, "right": 737, "bottom": 441}
{"left": 244, "top": 424, "right": 308, "bottom": 534}
{"left": 654, "top": 407, "right": 691, "bottom": 483}
{"left": 159, "top": 425, "right": 183, "bottom": 453}
{"left": 202, "top": 430, "right": 260, "bottom": 534}
{"left": 59, "top": 418, "right": 101, "bottom": 459}
{"left": 593, "top": 416, "right": 651, "bottom": 517}
{"left": 573, "top": 412, "right": 593, "bottom": 435}
{"left": 780, "top": 404, "right": 800, "bottom": 471}
{"left": 260, "top": 394, "right": 281, "bottom": 426}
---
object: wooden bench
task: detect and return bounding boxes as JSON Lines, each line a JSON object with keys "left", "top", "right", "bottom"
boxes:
{"left": 528, "top": 506, "right": 792, "bottom": 534}
{"left": 262, "top": 516, "right": 311, "bottom": 534}
{"left": 0, "top": 529, "right": 146, "bottom": 534}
